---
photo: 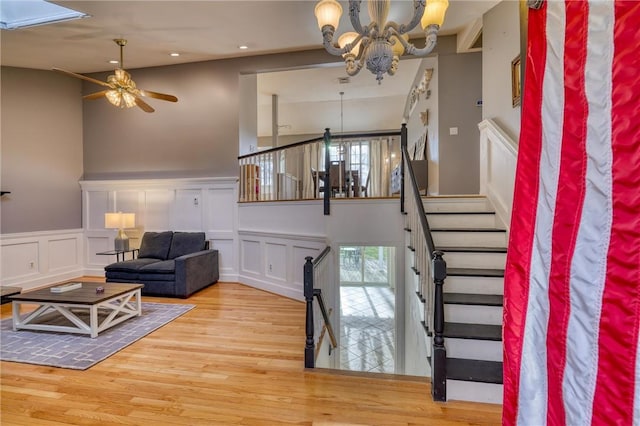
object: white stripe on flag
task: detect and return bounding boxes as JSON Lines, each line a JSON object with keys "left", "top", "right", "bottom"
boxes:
{"left": 561, "top": 1, "right": 614, "bottom": 424}
{"left": 517, "top": 2, "right": 566, "bottom": 424}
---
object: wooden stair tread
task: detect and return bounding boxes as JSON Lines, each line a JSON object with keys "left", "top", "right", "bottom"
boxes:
{"left": 447, "top": 267, "right": 505, "bottom": 277}
{"left": 444, "top": 293, "right": 503, "bottom": 306}
{"left": 444, "top": 322, "right": 502, "bottom": 341}
{"left": 446, "top": 358, "right": 503, "bottom": 384}
{"left": 438, "top": 246, "right": 507, "bottom": 253}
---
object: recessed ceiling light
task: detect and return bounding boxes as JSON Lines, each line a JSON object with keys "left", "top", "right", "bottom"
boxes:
{"left": 238, "top": 45, "right": 248, "bottom": 50}
{"left": 170, "top": 52, "right": 180, "bottom": 57}
{"left": 108, "top": 60, "right": 119, "bottom": 64}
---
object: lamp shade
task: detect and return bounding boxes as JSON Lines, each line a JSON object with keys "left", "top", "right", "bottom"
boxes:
{"left": 421, "top": 0, "right": 449, "bottom": 28}
{"left": 391, "top": 33, "right": 409, "bottom": 57}
{"left": 338, "top": 32, "right": 361, "bottom": 57}
{"left": 105, "top": 212, "right": 135, "bottom": 229}
{"left": 315, "top": 0, "right": 342, "bottom": 30}
{"left": 105, "top": 212, "right": 123, "bottom": 229}
{"left": 122, "top": 213, "right": 136, "bottom": 229}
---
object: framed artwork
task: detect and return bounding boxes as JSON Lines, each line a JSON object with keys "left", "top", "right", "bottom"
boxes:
{"left": 511, "top": 55, "right": 522, "bottom": 107}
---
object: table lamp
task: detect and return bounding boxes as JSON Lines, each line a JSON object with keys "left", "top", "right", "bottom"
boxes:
{"left": 105, "top": 212, "right": 135, "bottom": 251}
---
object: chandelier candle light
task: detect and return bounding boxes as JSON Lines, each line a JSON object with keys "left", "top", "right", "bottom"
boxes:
{"left": 105, "top": 212, "right": 135, "bottom": 251}
{"left": 314, "top": 0, "right": 449, "bottom": 83}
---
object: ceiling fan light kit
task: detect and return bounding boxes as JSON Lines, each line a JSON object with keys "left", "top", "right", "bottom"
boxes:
{"left": 53, "top": 39, "right": 178, "bottom": 113}
{"left": 314, "top": 0, "right": 449, "bottom": 84}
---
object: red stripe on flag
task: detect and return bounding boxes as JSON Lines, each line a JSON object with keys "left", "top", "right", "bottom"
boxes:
{"left": 592, "top": 2, "right": 640, "bottom": 423}
{"left": 545, "top": 2, "right": 589, "bottom": 424}
{"left": 502, "top": 4, "right": 547, "bottom": 425}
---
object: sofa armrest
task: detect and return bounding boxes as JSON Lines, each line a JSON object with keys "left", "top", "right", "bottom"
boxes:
{"left": 174, "top": 249, "right": 219, "bottom": 298}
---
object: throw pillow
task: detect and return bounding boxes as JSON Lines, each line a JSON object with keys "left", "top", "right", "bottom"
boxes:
{"left": 168, "top": 232, "right": 206, "bottom": 259}
{"left": 138, "top": 231, "right": 173, "bottom": 260}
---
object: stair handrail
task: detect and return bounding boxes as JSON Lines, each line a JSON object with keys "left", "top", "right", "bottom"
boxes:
{"left": 400, "top": 123, "right": 447, "bottom": 401}
{"left": 401, "top": 124, "right": 435, "bottom": 254}
{"left": 304, "top": 247, "right": 337, "bottom": 368}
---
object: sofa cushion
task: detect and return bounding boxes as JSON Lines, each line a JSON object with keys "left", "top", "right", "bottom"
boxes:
{"left": 139, "top": 259, "right": 175, "bottom": 274}
{"left": 105, "top": 271, "right": 140, "bottom": 281}
{"left": 168, "top": 232, "right": 206, "bottom": 259}
{"left": 138, "top": 231, "right": 173, "bottom": 260}
{"left": 105, "top": 258, "right": 161, "bottom": 273}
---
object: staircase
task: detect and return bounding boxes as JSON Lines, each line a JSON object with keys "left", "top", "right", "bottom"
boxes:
{"left": 409, "top": 195, "right": 505, "bottom": 404}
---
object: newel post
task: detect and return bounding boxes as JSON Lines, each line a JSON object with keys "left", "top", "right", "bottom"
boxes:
{"left": 400, "top": 123, "right": 407, "bottom": 214}
{"left": 432, "top": 250, "right": 447, "bottom": 401}
{"left": 323, "top": 128, "right": 331, "bottom": 216}
{"left": 304, "top": 256, "right": 315, "bottom": 368}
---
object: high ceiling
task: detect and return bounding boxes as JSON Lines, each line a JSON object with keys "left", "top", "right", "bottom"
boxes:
{"left": 1, "top": 1, "right": 499, "bottom": 73}
{"left": 1, "top": 0, "right": 500, "bottom": 138}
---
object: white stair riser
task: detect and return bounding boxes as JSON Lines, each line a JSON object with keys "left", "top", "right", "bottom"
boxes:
{"left": 427, "top": 214, "right": 497, "bottom": 229}
{"left": 433, "top": 231, "right": 507, "bottom": 248}
{"left": 446, "top": 338, "right": 503, "bottom": 362}
{"left": 445, "top": 304, "right": 503, "bottom": 325}
{"left": 442, "top": 251, "right": 506, "bottom": 270}
{"left": 446, "top": 380, "right": 503, "bottom": 404}
{"left": 444, "top": 275, "right": 504, "bottom": 295}
{"left": 423, "top": 198, "right": 492, "bottom": 213}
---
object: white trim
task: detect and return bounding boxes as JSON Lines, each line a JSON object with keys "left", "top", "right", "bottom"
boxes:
{"left": 457, "top": 17, "right": 484, "bottom": 53}
{"left": 79, "top": 176, "right": 238, "bottom": 191}
{"left": 478, "top": 118, "right": 518, "bottom": 230}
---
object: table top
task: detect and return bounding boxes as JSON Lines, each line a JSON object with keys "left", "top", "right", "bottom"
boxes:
{"left": 9, "top": 282, "right": 144, "bottom": 305}
{"left": 96, "top": 249, "right": 139, "bottom": 255}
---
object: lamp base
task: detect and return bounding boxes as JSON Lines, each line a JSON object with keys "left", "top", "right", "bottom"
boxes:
{"left": 114, "top": 229, "right": 130, "bottom": 252}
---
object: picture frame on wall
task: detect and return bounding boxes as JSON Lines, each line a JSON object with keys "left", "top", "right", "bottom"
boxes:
{"left": 511, "top": 55, "right": 522, "bottom": 107}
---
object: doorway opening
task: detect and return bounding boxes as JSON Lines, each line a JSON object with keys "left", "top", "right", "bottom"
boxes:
{"left": 339, "top": 245, "right": 396, "bottom": 373}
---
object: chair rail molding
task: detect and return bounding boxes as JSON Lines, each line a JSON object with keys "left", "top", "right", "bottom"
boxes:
{"left": 0, "top": 229, "right": 84, "bottom": 291}
{"left": 478, "top": 118, "right": 518, "bottom": 230}
{"left": 80, "top": 177, "right": 239, "bottom": 282}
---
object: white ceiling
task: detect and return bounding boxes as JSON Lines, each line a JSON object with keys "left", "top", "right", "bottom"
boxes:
{"left": 1, "top": 1, "right": 499, "bottom": 138}
{"left": 1, "top": 1, "right": 499, "bottom": 73}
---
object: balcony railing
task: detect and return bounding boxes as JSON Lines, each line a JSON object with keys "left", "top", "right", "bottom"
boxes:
{"left": 238, "top": 131, "right": 401, "bottom": 202}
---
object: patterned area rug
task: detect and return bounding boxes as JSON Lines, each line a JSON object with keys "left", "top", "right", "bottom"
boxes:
{"left": 1, "top": 302, "right": 194, "bottom": 370}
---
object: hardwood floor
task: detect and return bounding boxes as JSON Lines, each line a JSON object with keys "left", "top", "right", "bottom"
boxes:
{"left": 1, "top": 280, "right": 502, "bottom": 425}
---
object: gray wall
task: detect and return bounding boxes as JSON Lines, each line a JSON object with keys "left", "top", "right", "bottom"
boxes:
{"left": 83, "top": 49, "right": 338, "bottom": 180}
{"left": 437, "top": 38, "right": 483, "bottom": 194}
{"left": 482, "top": 0, "right": 521, "bottom": 141}
{"left": 1, "top": 67, "right": 83, "bottom": 233}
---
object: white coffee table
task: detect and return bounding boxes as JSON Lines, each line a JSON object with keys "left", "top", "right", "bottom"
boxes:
{"left": 9, "top": 282, "right": 144, "bottom": 338}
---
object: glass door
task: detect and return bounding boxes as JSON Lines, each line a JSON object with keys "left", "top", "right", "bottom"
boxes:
{"left": 338, "top": 245, "right": 396, "bottom": 373}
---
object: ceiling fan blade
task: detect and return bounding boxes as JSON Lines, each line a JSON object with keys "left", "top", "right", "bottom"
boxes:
{"left": 83, "top": 90, "right": 109, "bottom": 100}
{"left": 134, "top": 95, "right": 155, "bottom": 113}
{"left": 53, "top": 68, "right": 111, "bottom": 88}
{"left": 139, "top": 89, "right": 178, "bottom": 103}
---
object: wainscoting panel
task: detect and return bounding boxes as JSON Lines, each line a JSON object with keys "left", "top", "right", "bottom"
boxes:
{"left": 478, "top": 119, "right": 517, "bottom": 230}
{"left": 86, "top": 191, "right": 109, "bottom": 231}
{"left": 48, "top": 237, "right": 79, "bottom": 273}
{"left": 209, "top": 237, "right": 235, "bottom": 282}
{"left": 265, "top": 242, "right": 287, "bottom": 282}
{"left": 0, "top": 230, "right": 84, "bottom": 291}
{"left": 174, "top": 189, "right": 203, "bottom": 231}
{"left": 238, "top": 230, "right": 326, "bottom": 301}
{"left": 144, "top": 190, "right": 174, "bottom": 230}
{"left": 241, "top": 239, "right": 262, "bottom": 276}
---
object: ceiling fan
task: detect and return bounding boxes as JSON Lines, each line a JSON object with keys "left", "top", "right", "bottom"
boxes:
{"left": 53, "top": 39, "right": 178, "bottom": 113}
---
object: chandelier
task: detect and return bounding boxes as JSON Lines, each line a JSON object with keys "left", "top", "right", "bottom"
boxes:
{"left": 314, "top": 0, "right": 449, "bottom": 83}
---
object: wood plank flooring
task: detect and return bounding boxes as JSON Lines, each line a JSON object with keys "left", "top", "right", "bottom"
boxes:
{"left": 1, "top": 280, "right": 502, "bottom": 425}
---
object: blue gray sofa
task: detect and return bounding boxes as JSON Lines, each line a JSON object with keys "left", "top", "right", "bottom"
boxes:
{"left": 105, "top": 231, "right": 219, "bottom": 298}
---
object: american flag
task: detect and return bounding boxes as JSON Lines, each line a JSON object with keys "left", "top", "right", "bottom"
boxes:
{"left": 503, "top": 1, "right": 640, "bottom": 425}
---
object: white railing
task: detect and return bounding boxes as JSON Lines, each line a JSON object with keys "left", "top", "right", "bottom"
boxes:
{"left": 239, "top": 132, "right": 401, "bottom": 202}
{"left": 478, "top": 118, "right": 518, "bottom": 230}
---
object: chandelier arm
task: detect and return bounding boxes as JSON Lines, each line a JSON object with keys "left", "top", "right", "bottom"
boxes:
{"left": 348, "top": 0, "right": 368, "bottom": 37}
{"left": 402, "top": 24, "right": 439, "bottom": 57}
{"left": 321, "top": 25, "right": 349, "bottom": 56}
